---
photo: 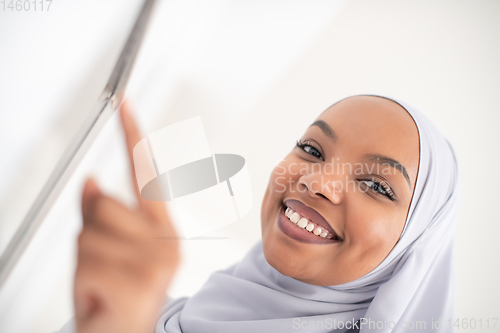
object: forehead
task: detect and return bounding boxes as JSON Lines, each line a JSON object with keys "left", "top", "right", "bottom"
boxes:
{"left": 315, "top": 96, "right": 420, "bottom": 183}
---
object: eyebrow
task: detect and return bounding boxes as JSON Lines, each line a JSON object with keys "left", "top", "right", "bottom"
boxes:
{"left": 310, "top": 119, "right": 412, "bottom": 189}
{"left": 365, "top": 154, "right": 411, "bottom": 189}
{"left": 310, "top": 120, "right": 337, "bottom": 142}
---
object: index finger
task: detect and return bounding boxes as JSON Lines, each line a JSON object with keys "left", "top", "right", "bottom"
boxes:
{"left": 119, "top": 100, "right": 169, "bottom": 224}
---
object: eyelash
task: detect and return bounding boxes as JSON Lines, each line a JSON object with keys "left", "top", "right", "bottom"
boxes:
{"left": 359, "top": 179, "right": 396, "bottom": 201}
{"left": 295, "top": 139, "right": 324, "bottom": 161}
{"left": 296, "top": 139, "right": 396, "bottom": 201}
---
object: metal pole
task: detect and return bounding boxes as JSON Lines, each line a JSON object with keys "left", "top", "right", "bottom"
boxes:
{"left": 0, "top": 0, "right": 158, "bottom": 289}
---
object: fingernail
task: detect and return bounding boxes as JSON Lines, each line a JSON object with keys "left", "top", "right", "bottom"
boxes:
{"left": 123, "top": 99, "right": 134, "bottom": 114}
{"left": 84, "top": 178, "right": 101, "bottom": 197}
{"left": 121, "top": 100, "right": 129, "bottom": 113}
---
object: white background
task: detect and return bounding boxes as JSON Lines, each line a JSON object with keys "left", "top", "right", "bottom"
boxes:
{"left": 0, "top": 0, "right": 499, "bottom": 332}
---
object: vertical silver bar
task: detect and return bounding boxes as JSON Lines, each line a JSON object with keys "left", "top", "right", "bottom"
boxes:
{"left": 0, "top": 0, "right": 158, "bottom": 289}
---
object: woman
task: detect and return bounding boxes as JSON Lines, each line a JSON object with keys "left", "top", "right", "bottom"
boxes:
{"left": 63, "top": 95, "right": 459, "bottom": 333}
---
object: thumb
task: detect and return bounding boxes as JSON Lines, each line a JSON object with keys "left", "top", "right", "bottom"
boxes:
{"left": 81, "top": 178, "right": 102, "bottom": 220}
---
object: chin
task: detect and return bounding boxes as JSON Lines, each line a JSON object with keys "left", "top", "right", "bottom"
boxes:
{"left": 264, "top": 254, "right": 322, "bottom": 285}
{"left": 263, "top": 247, "right": 299, "bottom": 279}
{"left": 262, "top": 233, "right": 309, "bottom": 281}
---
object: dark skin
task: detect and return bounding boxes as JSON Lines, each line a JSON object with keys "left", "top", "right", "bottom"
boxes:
{"left": 73, "top": 96, "right": 419, "bottom": 332}
{"left": 75, "top": 101, "right": 180, "bottom": 333}
{"left": 261, "top": 96, "right": 420, "bottom": 286}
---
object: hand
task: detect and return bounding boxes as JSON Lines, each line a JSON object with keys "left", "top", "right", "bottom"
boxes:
{"left": 74, "top": 101, "right": 180, "bottom": 333}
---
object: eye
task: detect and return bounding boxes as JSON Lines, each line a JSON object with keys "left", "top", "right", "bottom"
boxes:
{"left": 296, "top": 139, "right": 324, "bottom": 161}
{"left": 359, "top": 179, "right": 395, "bottom": 201}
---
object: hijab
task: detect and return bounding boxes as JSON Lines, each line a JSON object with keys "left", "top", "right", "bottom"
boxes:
{"left": 153, "top": 95, "right": 460, "bottom": 333}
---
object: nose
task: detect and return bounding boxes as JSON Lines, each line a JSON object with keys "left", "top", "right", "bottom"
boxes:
{"left": 297, "top": 171, "right": 343, "bottom": 205}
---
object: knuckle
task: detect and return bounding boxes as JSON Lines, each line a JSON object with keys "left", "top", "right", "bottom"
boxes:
{"left": 83, "top": 194, "right": 103, "bottom": 218}
{"left": 92, "top": 195, "right": 107, "bottom": 217}
{"left": 77, "top": 231, "right": 90, "bottom": 249}
{"left": 77, "top": 254, "right": 100, "bottom": 275}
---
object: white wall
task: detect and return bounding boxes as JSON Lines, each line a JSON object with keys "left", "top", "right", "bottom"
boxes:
{"left": 0, "top": 0, "right": 498, "bottom": 332}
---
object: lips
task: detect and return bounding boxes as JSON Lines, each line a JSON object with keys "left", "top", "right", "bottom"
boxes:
{"left": 283, "top": 199, "right": 342, "bottom": 240}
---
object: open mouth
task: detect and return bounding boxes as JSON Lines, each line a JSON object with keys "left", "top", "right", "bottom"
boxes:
{"left": 284, "top": 205, "right": 334, "bottom": 238}
{"left": 277, "top": 199, "right": 342, "bottom": 244}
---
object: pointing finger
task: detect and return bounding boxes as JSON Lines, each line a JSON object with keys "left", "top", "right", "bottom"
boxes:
{"left": 119, "top": 100, "right": 169, "bottom": 224}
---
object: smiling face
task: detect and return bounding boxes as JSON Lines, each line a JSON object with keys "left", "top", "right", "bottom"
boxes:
{"left": 260, "top": 96, "right": 420, "bottom": 286}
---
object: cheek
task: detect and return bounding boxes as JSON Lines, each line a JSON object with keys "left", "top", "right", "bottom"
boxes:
{"left": 266, "top": 158, "right": 300, "bottom": 196}
{"left": 261, "top": 158, "right": 302, "bottom": 230}
{"left": 261, "top": 162, "right": 289, "bottom": 226}
{"left": 347, "top": 204, "right": 405, "bottom": 255}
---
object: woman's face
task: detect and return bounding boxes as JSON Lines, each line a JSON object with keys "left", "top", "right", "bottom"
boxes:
{"left": 261, "top": 96, "right": 420, "bottom": 286}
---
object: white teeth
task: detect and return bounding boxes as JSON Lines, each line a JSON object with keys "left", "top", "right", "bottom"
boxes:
{"left": 284, "top": 205, "right": 333, "bottom": 239}
{"left": 297, "top": 218, "right": 308, "bottom": 228}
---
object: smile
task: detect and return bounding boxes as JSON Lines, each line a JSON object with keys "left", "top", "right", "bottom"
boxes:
{"left": 285, "top": 206, "right": 332, "bottom": 238}
{"left": 276, "top": 199, "right": 342, "bottom": 244}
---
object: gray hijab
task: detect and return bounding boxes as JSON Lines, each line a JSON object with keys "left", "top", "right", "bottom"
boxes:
{"left": 154, "top": 96, "right": 460, "bottom": 333}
